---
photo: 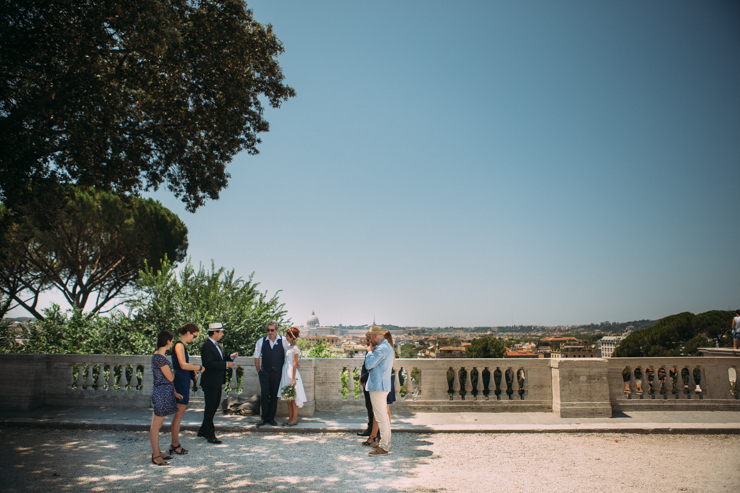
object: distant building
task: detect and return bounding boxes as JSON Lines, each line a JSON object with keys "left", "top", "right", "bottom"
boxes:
{"left": 307, "top": 311, "right": 320, "bottom": 329}
{"left": 542, "top": 337, "right": 579, "bottom": 345}
{"left": 598, "top": 334, "right": 629, "bottom": 358}
{"left": 552, "top": 345, "right": 598, "bottom": 358}
{"left": 436, "top": 346, "right": 466, "bottom": 358}
{"left": 307, "top": 334, "right": 338, "bottom": 344}
{"left": 504, "top": 348, "right": 539, "bottom": 358}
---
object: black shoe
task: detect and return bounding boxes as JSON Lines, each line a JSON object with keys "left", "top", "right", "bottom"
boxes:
{"left": 256, "top": 419, "right": 266, "bottom": 426}
{"left": 197, "top": 431, "right": 207, "bottom": 438}
{"left": 207, "top": 437, "right": 222, "bottom": 444}
{"left": 268, "top": 419, "right": 278, "bottom": 426}
{"left": 357, "top": 429, "right": 372, "bottom": 436}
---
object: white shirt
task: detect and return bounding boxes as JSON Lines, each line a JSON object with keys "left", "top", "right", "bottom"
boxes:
{"left": 208, "top": 337, "right": 224, "bottom": 359}
{"left": 253, "top": 334, "right": 290, "bottom": 357}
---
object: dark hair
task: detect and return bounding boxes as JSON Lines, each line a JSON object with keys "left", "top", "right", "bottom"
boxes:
{"left": 157, "top": 330, "right": 174, "bottom": 349}
{"left": 178, "top": 323, "right": 199, "bottom": 335}
{"left": 736, "top": 309, "right": 740, "bottom": 316}
{"left": 287, "top": 327, "right": 300, "bottom": 339}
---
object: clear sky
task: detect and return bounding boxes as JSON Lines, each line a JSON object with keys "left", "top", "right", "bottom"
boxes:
{"left": 15, "top": 1, "right": 740, "bottom": 328}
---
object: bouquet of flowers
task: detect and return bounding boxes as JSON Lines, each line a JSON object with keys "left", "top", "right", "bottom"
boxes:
{"left": 281, "top": 384, "right": 296, "bottom": 401}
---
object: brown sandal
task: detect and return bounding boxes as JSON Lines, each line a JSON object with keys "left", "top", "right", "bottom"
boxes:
{"left": 169, "top": 443, "right": 188, "bottom": 455}
{"left": 151, "top": 454, "right": 169, "bottom": 466}
{"left": 362, "top": 437, "right": 378, "bottom": 446}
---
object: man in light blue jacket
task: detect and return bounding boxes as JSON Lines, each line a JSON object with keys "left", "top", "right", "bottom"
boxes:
{"left": 364, "top": 325, "right": 394, "bottom": 455}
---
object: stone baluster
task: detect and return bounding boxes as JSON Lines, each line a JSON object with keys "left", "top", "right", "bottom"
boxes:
{"left": 72, "top": 363, "right": 80, "bottom": 390}
{"left": 228, "top": 366, "right": 239, "bottom": 397}
{"left": 462, "top": 368, "right": 472, "bottom": 400}
{"left": 107, "top": 364, "right": 116, "bottom": 392}
{"left": 84, "top": 362, "right": 93, "bottom": 390}
{"left": 394, "top": 369, "right": 402, "bottom": 402}
{"left": 95, "top": 364, "right": 105, "bottom": 390}
{"left": 405, "top": 368, "right": 413, "bottom": 400}
{"left": 130, "top": 365, "right": 139, "bottom": 392}
{"left": 650, "top": 367, "right": 659, "bottom": 397}
{"left": 347, "top": 366, "right": 355, "bottom": 399}
{"left": 452, "top": 367, "right": 461, "bottom": 400}
{"left": 117, "top": 364, "right": 127, "bottom": 391}
{"left": 476, "top": 367, "right": 485, "bottom": 399}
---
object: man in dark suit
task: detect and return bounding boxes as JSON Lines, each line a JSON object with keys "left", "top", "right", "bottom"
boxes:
{"left": 198, "top": 322, "right": 237, "bottom": 443}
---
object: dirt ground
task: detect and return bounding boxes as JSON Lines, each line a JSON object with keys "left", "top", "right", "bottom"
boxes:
{"left": 0, "top": 428, "right": 737, "bottom": 492}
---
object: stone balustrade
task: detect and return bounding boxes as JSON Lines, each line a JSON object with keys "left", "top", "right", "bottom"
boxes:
{"left": 2, "top": 354, "right": 738, "bottom": 418}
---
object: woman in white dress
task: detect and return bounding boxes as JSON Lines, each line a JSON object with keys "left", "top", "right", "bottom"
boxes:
{"left": 280, "top": 327, "right": 306, "bottom": 426}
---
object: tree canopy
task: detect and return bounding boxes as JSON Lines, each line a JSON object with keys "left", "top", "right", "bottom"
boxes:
{"left": 465, "top": 336, "right": 507, "bottom": 358}
{"left": 0, "top": 0, "right": 295, "bottom": 211}
{"left": 0, "top": 187, "right": 188, "bottom": 318}
{"left": 613, "top": 310, "right": 734, "bottom": 357}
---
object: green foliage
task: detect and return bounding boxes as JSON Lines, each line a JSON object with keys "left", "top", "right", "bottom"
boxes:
{"left": 2, "top": 305, "right": 151, "bottom": 355}
{"left": 0, "top": 186, "right": 188, "bottom": 318}
{"left": 129, "top": 258, "right": 288, "bottom": 357}
{"left": 437, "top": 338, "right": 462, "bottom": 346}
{"left": 692, "top": 310, "right": 734, "bottom": 347}
{"left": 340, "top": 368, "right": 361, "bottom": 399}
{"left": 306, "top": 340, "right": 335, "bottom": 359}
{"left": 0, "top": 0, "right": 295, "bottom": 211}
{"left": 465, "top": 337, "right": 507, "bottom": 358}
{"left": 684, "top": 335, "right": 711, "bottom": 356}
{"left": 613, "top": 310, "right": 734, "bottom": 357}
{"left": 1, "top": 257, "right": 289, "bottom": 355}
{"left": 399, "top": 343, "right": 418, "bottom": 359}
{"left": 0, "top": 317, "right": 23, "bottom": 352}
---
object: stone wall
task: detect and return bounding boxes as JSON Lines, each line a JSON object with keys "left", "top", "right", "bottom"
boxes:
{"left": 1, "top": 354, "right": 738, "bottom": 417}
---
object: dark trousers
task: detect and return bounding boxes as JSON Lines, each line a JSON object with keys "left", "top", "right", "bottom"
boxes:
{"left": 199, "top": 385, "right": 222, "bottom": 438}
{"left": 259, "top": 370, "right": 281, "bottom": 420}
{"left": 363, "top": 388, "right": 374, "bottom": 429}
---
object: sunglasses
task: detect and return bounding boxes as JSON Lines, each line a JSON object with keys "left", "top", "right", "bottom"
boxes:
{"left": 268, "top": 329, "right": 277, "bottom": 333}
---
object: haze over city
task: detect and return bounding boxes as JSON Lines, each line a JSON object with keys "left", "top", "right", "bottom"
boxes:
{"left": 12, "top": 1, "right": 740, "bottom": 328}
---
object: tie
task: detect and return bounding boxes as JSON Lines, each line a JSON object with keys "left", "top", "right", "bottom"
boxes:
{"left": 214, "top": 341, "right": 223, "bottom": 359}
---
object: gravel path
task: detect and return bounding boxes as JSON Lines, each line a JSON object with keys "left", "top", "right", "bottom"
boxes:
{"left": 1, "top": 428, "right": 738, "bottom": 492}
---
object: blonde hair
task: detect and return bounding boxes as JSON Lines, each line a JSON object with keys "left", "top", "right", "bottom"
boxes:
{"left": 384, "top": 331, "right": 395, "bottom": 363}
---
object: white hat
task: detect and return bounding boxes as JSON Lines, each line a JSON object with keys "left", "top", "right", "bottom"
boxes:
{"left": 208, "top": 322, "right": 223, "bottom": 330}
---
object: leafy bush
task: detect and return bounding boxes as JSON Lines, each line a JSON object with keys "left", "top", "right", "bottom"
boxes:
{"left": 1, "top": 259, "right": 288, "bottom": 355}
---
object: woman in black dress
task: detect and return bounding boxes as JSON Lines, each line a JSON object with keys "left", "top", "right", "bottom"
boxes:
{"left": 150, "top": 331, "right": 182, "bottom": 466}
{"left": 170, "top": 323, "right": 204, "bottom": 455}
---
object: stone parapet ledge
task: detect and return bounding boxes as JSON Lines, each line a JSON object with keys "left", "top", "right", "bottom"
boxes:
{"left": 2, "top": 354, "right": 739, "bottom": 418}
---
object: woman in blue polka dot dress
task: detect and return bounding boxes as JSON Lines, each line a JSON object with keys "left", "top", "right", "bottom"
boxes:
{"left": 149, "top": 330, "right": 182, "bottom": 466}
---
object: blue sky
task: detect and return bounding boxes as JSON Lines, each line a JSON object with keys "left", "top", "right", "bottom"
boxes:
{"left": 17, "top": 1, "right": 740, "bottom": 327}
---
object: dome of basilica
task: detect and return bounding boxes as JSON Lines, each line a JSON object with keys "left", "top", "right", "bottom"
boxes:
{"left": 307, "top": 311, "right": 320, "bottom": 328}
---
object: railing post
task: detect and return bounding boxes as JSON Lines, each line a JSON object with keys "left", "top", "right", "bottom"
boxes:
{"left": 476, "top": 367, "right": 485, "bottom": 399}
{"left": 393, "top": 369, "right": 401, "bottom": 402}
{"left": 462, "top": 368, "right": 472, "bottom": 399}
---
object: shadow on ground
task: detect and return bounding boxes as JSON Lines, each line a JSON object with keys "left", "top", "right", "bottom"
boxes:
{"left": 1, "top": 428, "right": 439, "bottom": 492}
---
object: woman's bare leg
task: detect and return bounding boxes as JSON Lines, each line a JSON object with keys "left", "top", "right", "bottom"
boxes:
{"left": 370, "top": 416, "right": 379, "bottom": 439}
{"left": 171, "top": 404, "right": 187, "bottom": 446}
{"left": 149, "top": 414, "right": 166, "bottom": 459}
